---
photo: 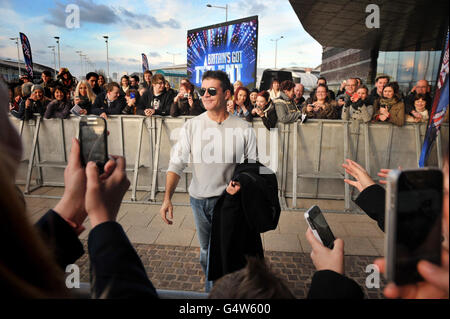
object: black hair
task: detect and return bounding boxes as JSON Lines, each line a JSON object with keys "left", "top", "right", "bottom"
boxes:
{"left": 42, "top": 71, "right": 52, "bottom": 77}
{"left": 85, "top": 72, "right": 99, "bottom": 81}
{"left": 202, "top": 70, "right": 232, "bottom": 93}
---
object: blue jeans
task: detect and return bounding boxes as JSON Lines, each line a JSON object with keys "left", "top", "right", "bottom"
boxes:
{"left": 190, "top": 196, "right": 220, "bottom": 292}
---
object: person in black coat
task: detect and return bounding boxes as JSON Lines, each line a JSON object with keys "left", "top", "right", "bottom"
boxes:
{"left": 137, "top": 73, "right": 175, "bottom": 117}
{"left": 11, "top": 84, "right": 51, "bottom": 121}
{"left": 91, "top": 82, "right": 126, "bottom": 119}
{"left": 170, "top": 81, "right": 205, "bottom": 117}
{"left": 251, "top": 90, "right": 278, "bottom": 130}
{"left": 34, "top": 139, "right": 158, "bottom": 299}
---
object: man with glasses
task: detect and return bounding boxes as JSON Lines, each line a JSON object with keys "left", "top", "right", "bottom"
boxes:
{"left": 137, "top": 73, "right": 175, "bottom": 116}
{"left": 405, "top": 79, "right": 433, "bottom": 113}
{"left": 159, "top": 70, "right": 257, "bottom": 292}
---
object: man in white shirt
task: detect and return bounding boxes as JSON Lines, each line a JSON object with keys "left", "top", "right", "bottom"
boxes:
{"left": 160, "top": 70, "right": 257, "bottom": 292}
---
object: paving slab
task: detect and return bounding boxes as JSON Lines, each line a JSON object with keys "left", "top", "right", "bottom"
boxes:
{"left": 118, "top": 210, "right": 155, "bottom": 227}
{"left": 126, "top": 226, "right": 162, "bottom": 244}
{"left": 155, "top": 228, "right": 196, "bottom": 246}
{"left": 263, "top": 233, "right": 303, "bottom": 253}
{"left": 340, "top": 236, "right": 379, "bottom": 256}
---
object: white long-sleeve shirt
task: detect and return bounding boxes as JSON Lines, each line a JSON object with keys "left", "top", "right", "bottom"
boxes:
{"left": 168, "top": 112, "right": 258, "bottom": 199}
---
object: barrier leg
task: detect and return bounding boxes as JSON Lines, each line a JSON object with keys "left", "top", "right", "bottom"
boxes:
{"left": 25, "top": 117, "right": 41, "bottom": 194}
{"left": 150, "top": 118, "right": 162, "bottom": 201}
{"left": 314, "top": 121, "right": 323, "bottom": 198}
{"left": 292, "top": 121, "right": 298, "bottom": 208}
{"left": 131, "top": 118, "right": 144, "bottom": 201}
{"left": 344, "top": 121, "right": 350, "bottom": 211}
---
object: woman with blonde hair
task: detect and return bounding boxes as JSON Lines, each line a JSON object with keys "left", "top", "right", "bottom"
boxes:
{"left": 73, "top": 80, "right": 96, "bottom": 115}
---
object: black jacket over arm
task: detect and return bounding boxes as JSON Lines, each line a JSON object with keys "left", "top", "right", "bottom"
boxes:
{"left": 35, "top": 210, "right": 158, "bottom": 299}
{"left": 208, "top": 161, "right": 281, "bottom": 281}
{"left": 354, "top": 184, "right": 386, "bottom": 232}
{"left": 307, "top": 270, "right": 364, "bottom": 299}
{"left": 88, "top": 222, "right": 158, "bottom": 299}
{"left": 35, "top": 210, "right": 85, "bottom": 269}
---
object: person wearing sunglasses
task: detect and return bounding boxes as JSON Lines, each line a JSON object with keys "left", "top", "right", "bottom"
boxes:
{"left": 160, "top": 70, "right": 258, "bottom": 292}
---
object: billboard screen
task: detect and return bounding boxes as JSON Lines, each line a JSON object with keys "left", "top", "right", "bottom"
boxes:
{"left": 187, "top": 16, "right": 258, "bottom": 89}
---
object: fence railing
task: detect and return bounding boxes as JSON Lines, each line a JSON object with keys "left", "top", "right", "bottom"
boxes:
{"left": 10, "top": 114, "right": 448, "bottom": 213}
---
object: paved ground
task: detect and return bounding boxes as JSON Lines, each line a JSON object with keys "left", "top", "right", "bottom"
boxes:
{"left": 23, "top": 186, "right": 387, "bottom": 299}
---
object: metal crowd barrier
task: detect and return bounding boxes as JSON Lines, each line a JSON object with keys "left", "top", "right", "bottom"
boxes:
{"left": 10, "top": 114, "right": 448, "bottom": 213}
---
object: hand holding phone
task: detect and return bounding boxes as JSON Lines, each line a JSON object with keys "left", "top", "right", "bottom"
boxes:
{"left": 385, "top": 168, "right": 443, "bottom": 285}
{"left": 304, "top": 205, "right": 336, "bottom": 249}
{"left": 79, "top": 116, "right": 108, "bottom": 174}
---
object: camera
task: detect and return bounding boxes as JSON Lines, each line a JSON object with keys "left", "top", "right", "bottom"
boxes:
{"left": 183, "top": 93, "right": 189, "bottom": 98}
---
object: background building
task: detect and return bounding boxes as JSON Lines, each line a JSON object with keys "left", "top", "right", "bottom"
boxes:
{"left": 0, "top": 58, "right": 54, "bottom": 82}
{"left": 289, "top": 0, "right": 449, "bottom": 92}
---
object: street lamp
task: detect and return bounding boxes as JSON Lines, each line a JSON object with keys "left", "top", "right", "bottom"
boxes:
{"left": 270, "top": 36, "right": 284, "bottom": 69}
{"left": 9, "top": 37, "right": 21, "bottom": 78}
{"left": 76, "top": 50, "right": 83, "bottom": 78}
{"left": 48, "top": 46, "right": 57, "bottom": 79}
{"left": 54, "top": 36, "right": 61, "bottom": 70}
{"left": 103, "top": 35, "right": 110, "bottom": 83}
{"left": 166, "top": 52, "right": 181, "bottom": 65}
{"left": 206, "top": 3, "right": 228, "bottom": 22}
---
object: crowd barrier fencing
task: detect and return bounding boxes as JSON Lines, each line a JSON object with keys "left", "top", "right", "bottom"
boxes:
{"left": 10, "top": 114, "right": 448, "bottom": 213}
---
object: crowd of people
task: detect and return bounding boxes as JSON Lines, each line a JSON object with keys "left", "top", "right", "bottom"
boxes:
{"left": 2, "top": 67, "right": 449, "bottom": 301}
{"left": 7, "top": 67, "right": 449, "bottom": 131}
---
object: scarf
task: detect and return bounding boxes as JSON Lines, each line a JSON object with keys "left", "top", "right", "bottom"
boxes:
{"left": 379, "top": 97, "right": 398, "bottom": 109}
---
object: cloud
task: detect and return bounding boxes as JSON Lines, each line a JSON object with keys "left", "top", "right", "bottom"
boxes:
{"left": 45, "top": 0, "right": 120, "bottom": 28}
{"left": 148, "top": 52, "right": 161, "bottom": 58}
{"left": 235, "top": 0, "right": 268, "bottom": 16}
{"left": 117, "top": 7, "right": 181, "bottom": 30}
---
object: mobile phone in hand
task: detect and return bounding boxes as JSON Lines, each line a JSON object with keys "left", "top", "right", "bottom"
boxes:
{"left": 304, "top": 205, "right": 336, "bottom": 249}
{"left": 385, "top": 168, "right": 443, "bottom": 285}
{"left": 78, "top": 116, "right": 108, "bottom": 174}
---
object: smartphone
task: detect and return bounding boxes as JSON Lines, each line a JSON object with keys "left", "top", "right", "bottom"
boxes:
{"left": 130, "top": 92, "right": 136, "bottom": 99}
{"left": 385, "top": 169, "right": 443, "bottom": 285}
{"left": 304, "top": 205, "right": 336, "bottom": 249}
{"left": 78, "top": 116, "right": 108, "bottom": 174}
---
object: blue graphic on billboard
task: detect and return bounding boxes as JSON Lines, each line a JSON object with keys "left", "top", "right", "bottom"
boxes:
{"left": 187, "top": 16, "right": 258, "bottom": 88}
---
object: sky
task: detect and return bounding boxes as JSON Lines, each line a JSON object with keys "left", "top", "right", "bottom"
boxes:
{"left": 0, "top": 0, "right": 323, "bottom": 79}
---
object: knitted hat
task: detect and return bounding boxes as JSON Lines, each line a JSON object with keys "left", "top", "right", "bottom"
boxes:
{"left": 31, "top": 84, "right": 44, "bottom": 93}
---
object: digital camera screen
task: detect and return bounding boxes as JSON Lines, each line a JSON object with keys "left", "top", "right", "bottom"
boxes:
{"left": 187, "top": 16, "right": 258, "bottom": 89}
{"left": 395, "top": 171, "right": 443, "bottom": 285}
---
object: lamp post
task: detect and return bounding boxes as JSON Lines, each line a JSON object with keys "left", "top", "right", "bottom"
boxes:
{"left": 206, "top": 3, "right": 228, "bottom": 22}
{"left": 48, "top": 46, "right": 57, "bottom": 79}
{"left": 103, "top": 36, "right": 110, "bottom": 83}
{"left": 9, "top": 37, "right": 21, "bottom": 78}
{"left": 75, "top": 50, "right": 83, "bottom": 78}
{"left": 270, "top": 36, "right": 284, "bottom": 69}
{"left": 54, "top": 36, "right": 61, "bottom": 70}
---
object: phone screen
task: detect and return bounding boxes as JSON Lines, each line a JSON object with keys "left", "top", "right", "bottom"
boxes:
{"left": 307, "top": 206, "right": 336, "bottom": 249}
{"left": 394, "top": 170, "right": 443, "bottom": 285}
{"left": 79, "top": 117, "right": 108, "bottom": 172}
